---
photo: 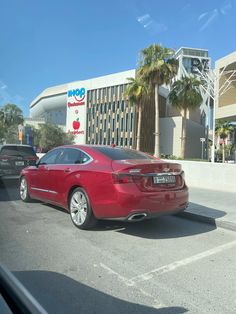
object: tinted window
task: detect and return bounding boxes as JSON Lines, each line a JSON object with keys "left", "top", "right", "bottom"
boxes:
{"left": 58, "top": 148, "right": 91, "bottom": 164}
{"left": 40, "top": 149, "right": 61, "bottom": 165}
{"left": 0, "top": 146, "right": 36, "bottom": 157}
{"left": 93, "top": 147, "right": 154, "bottom": 160}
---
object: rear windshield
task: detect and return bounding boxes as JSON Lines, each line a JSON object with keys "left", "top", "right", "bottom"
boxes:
{"left": 0, "top": 146, "right": 36, "bottom": 157}
{"left": 92, "top": 147, "right": 154, "bottom": 160}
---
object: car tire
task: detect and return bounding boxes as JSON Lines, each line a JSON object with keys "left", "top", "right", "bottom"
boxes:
{"left": 20, "top": 176, "right": 31, "bottom": 202}
{"left": 69, "top": 187, "right": 97, "bottom": 230}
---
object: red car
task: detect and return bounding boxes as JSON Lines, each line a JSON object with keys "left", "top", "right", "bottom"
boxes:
{"left": 19, "top": 145, "right": 188, "bottom": 229}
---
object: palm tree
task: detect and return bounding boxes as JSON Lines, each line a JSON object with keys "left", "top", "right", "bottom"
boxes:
{"left": 1, "top": 103, "right": 24, "bottom": 127}
{"left": 125, "top": 77, "right": 148, "bottom": 150}
{"left": 138, "top": 44, "right": 178, "bottom": 157}
{"left": 168, "top": 75, "right": 202, "bottom": 159}
{"left": 215, "top": 120, "right": 234, "bottom": 163}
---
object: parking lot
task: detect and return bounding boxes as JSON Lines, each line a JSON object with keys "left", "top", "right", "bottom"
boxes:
{"left": 0, "top": 180, "right": 236, "bottom": 314}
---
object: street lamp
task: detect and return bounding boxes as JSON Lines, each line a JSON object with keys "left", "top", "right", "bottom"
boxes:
{"left": 200, "top": 137, "right": 206, "bottom": 159}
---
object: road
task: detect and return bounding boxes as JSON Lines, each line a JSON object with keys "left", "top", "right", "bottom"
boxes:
{"left": 0, "top": 180, "right": 236, "bottom": 314}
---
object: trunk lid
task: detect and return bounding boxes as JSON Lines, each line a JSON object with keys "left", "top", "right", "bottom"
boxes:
{"left": 112, "top": 159, "right": 185, "bottom": 191}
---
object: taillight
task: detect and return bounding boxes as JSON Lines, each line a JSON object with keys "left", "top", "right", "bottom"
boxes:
{"left": 112, "top": 173, "right": 134, "bottom": 184}
{"left": 26, "top": 156, "right": 39, "bottom": 160}
{"left": 0, "top": 156, "right": 10, "bottom": 164}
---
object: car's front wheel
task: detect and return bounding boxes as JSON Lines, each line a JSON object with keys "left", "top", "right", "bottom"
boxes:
{"left": 69, "top": 188, "right": 97, "bottom": 230}
{"left": 20, "top": 176, "right": 31, "bottom": 202}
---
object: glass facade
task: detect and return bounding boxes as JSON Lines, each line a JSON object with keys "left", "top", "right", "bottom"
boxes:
{"left": 86, "top": 84, "right": 135, "bottom": 148}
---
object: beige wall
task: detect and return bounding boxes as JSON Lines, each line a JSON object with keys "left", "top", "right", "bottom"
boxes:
{"left": 166, "top": 160, "right": 236, "bottom": 193}
{"left": 215, "top": 52, "right": 236, "bottom": 120}
{"left": 160, "top": 117, "right": 205, "bottom": 158}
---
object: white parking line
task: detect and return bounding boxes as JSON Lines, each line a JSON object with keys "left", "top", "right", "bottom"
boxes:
{"left": 128, "top": 240, "right": 236, "bottom": 285}
{"left": 99, "top": 263, "right": 166, "bottom": 309}
{"left": 100, "top": 263, "right": 128, "bottom": 284}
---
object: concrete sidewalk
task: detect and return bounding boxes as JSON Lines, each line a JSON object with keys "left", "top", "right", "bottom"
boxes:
{"left": 179, "top": 187, "right": 236, "bottom": 232}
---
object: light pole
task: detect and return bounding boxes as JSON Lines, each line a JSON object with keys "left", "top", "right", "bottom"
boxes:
{"left": 200, "top": 137, "right": 206, "bottom": 159}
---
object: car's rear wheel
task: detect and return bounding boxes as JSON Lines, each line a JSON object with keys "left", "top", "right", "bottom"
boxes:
{"left": 20, "top": 176, "right": 31, "bottom": 202}
{"left": 69, "top": 188, "right": 96, "bottom": 230}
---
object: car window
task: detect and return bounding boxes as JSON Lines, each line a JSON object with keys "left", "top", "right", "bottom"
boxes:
{"left": 0, "top": 146, "right": 36, "bottom": 157}
{"left": 92, "top": 147, "right": 154, "bottom": 160}
{"left": 39, "top": 149, "right": 62, "bottom": 165}
{"left": 58, "top": 148, "right": 91, "bottom": 164}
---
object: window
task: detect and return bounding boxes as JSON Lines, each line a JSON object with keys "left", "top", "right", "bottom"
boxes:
{"left": 130, "top": 113, "right": 133, "bottom": 131}
{"left": 125, "top": 113, "right": 129, "bottom": 131}
{"left": 100, "top": 130, "right": 102, "bottom": 144}
{"left": 120, "top": 85, "right": 124, "bottom": 95}
{"left": 58, "top": 148, "right": 90, "bottom": 164}
{"left": 39, "top": 149, "right": 62, "bottom": 165}
{"left": 114, "top": 85, "right": 118, "bottom": 96}
{"left": 121, "top": 101, "right": 124, "bottom": 111}
{"left": 103, "top": 88, "right": 106, "bottom": 97}
{"left": 116, "top": 128, "right": 119, "bottom": 145}
{"left": 92, "top": 147, "right": 154, "bottom": 160}
{"left": 0, "top": 145, "right": 36, "bottom": 157}
{"left": 112, "top": 102, "right": 115, "bottom": 113}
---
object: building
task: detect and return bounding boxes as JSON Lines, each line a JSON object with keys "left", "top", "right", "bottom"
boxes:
{"left": 24, "top": 117, "right": 45, "bottom": 129}
{"left": 215, "top": 51, "right": 236, "bottom": 152}
{"left": 215, "top": 51, "right": 236, "bottom": 121}
{"left": 30, "top": 47, "right": 209, "bottom": 158}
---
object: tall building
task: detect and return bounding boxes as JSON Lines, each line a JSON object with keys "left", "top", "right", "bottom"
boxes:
{"left": 30, "top": 47, "right": 210, "bottom": 158}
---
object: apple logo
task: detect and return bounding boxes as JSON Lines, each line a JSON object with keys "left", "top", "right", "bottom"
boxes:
{"left": 73, "top": 118, "right": 80, "bottom": 130}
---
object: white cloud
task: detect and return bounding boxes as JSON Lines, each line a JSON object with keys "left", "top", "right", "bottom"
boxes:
{"left": 136, "top": 13, "right": 167, "bottom": 35}
{"left": 199, "top": 9, "right": 219, "bottom": 31}
{"left": 220, "top": 0, "right": 232, "bottom": 15}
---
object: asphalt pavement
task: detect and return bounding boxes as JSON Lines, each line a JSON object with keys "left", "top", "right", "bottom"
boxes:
{"left": 0, "top": 180, "right": 236, "bottom": 314}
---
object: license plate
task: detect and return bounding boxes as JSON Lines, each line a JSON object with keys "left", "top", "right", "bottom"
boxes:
{"left": 153, "top": 175, "right": 176, "bottom": 184}
{"left": 15, "top": 161, "right": 24, "bottom": 166}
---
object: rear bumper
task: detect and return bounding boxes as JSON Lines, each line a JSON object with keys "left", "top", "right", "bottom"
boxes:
{"left": 93, "top": 185, "right": 189, "bottom": 219}
{"left": 0, "top": 175, "right": 20, "bottom": 180}
{"left": 104, "top": 205, "right": 188, "bottom": 221}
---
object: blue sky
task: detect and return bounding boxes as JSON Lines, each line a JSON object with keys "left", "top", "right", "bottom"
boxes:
{"left": 0, "top": 0, "right": 236, "bottom": 116}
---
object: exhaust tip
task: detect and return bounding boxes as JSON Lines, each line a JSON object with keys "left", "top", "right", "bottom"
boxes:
{"left": 128, "top": 213, "right": 147, "bottom": 221}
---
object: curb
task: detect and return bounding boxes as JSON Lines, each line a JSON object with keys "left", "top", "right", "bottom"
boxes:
{"left": 178, "top": 211, "right": 236, "bottom": 232}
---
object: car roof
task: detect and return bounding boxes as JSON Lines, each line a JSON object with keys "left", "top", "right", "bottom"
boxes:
{"left": 0, "top": 144, "right": 32, "bottom": 147}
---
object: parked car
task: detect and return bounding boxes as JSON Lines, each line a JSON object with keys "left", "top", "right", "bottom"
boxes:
{"left": 0, "top": 144, "right": 38, "bottom": 180}
{"left": 19, "top": 145, "right": 189, "bottom": 229}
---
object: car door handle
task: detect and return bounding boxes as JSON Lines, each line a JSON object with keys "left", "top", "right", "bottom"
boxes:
{"left": 64, "top": 168, "right": 71, "bottom": 173}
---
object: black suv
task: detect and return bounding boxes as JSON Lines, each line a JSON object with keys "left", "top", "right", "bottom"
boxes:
{"left": 0, "top": 145, "right": 38, "bottom": 179}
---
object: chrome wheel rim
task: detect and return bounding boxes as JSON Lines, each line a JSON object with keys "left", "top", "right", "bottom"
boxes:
{"left": 20, "top": 178, "right": 27, "bottom": 200}
{"left": 70, "top": 191, "right": 88, "bottom": 226}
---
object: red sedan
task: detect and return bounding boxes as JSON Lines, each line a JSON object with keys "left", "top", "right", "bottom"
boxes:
{"left": 19, "top": 145, "right": 188, "bottom": 229}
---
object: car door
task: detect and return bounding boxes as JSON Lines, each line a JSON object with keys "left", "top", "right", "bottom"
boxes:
{"left": 47, "top": 148, "right": 92, "bottom": 205}
{"left": 30, "top": 148, "right": 62, "bottom": 201}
